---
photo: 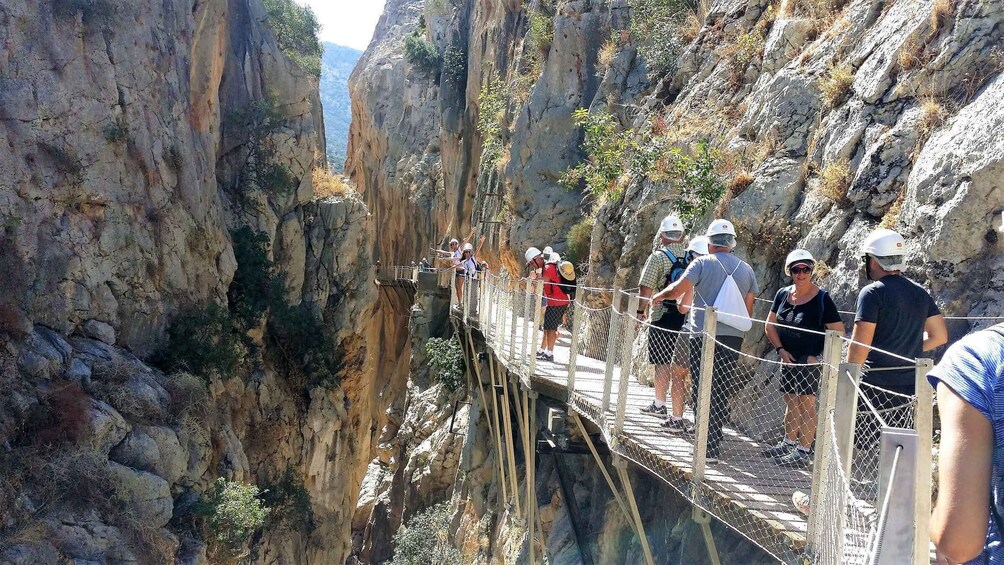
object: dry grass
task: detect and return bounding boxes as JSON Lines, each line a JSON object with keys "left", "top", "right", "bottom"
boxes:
{"left": 818, "top": 158, "right": 852, "bottom": 204}
{"left": 898, "top": 38, "right": 924, "bottom": 72}
{"left": 880, "top": 188, "right": 906, "bottom": 229}
{"left": 91, "top": 359, "right": 162, "bottom": 423}
{"left": 920, "top": 96, "right": 946, "bottom": 135}
{"left": 164, "top": 371, "right": 210, "bottom": 423}
{"left": 820, "top": 62, "right": 854, "bottom": 107}
{"left": 930, "top": 0, "right": 951, "bottom": 34}
{"left": 597, "top": 37, "right": 617, "bottom": 72}
{"left": 680, "top": 11, "right": 703, "bottom": 43}
{"left": 312, "top": 167, "right": 353, "bottom": 199}
{"left": 729, "top": 171, "right": 755, "bottom": 196}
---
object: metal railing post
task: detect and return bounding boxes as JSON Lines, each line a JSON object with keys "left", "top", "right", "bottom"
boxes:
{"left": 601, "top": 291, "right": 623, "bottom": 434}
{"left": 463, "top": 274, "right": 470, "bottom": 324}
{"left": 529, "top": 279, "right": 545, "bottom": 377}
{"left": 520, "top": 281, "right": 533, "bottom": 374}
{"left": 806, "top": 329, "right": 844, "bottom": 550}
{"left": 508, "top": 280, "right": 519, "bottom": 365}
{"left": 913, "top": 359, "right": 934, "bottom": 565}
{"left": 450, "top": 269, "right": 458, "bottom": 311}
{"left": 615, "top": 294, "right": 641, "bottom": 437}
{"left": 690, "top": 307, "right": 718, "bottom": 499}
{"left": 566, "top": 299, "right": 582, "bottom": 401}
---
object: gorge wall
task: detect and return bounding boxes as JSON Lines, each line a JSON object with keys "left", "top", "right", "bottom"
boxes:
{"left": 0, "top": 1, "right": 410, "bottom": 563}
{"left": 345, "top": 0, "right": 1003, "bottom": 562}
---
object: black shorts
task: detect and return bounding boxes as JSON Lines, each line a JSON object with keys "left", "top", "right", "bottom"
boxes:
{"left": 543, "top": 305, "right": 567, "bottom": 331}
{"left": 648, "top": 315, "right": 686, "bottom": 365}
{"left": 780, "top": 363, "right": 821, "bottom": 396}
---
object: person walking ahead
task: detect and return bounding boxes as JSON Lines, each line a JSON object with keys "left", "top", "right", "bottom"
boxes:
{"left": 537, "top": 254, "right": 570, "bottom": 362}
{"left": 763, "top": 250, "right": 844, "bottom": 468}
{"left": 637, "top": 214, "right": 692, "bottom": 433}
{"left": 653, "top": 219, "right": 759, "bottom": 462}
{"left": 847, "top": 229, "right": 946, "bottom": 434}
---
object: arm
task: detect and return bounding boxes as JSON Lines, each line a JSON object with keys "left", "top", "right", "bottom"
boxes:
{"left": 475, "top": 235, "right": 486, "bottom": 257}
{"left": 765, "top": 312, "right": 795, "bottom": 364}
{"left": 931, "top": 381, "right": 993, "bottom": 563}
{"left": 847, "top": 321, "right": 876, "bottom": 365}
{"left": 744, "top": 292, "right": 755, "bottom": 317}
{"left": 924, "top": 314, "right": 948, "bottom": 352}
{"left": 676, "top": 285, "right": 694, "bottom": 315}
{"left": 652, "top": 277, "right": 693, "bottom": 305}
{"left": 638, "top": 285, "right": 653, "bottom": 318}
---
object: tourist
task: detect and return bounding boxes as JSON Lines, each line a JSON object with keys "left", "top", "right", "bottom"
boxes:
{"left": 847, "top": 229, "right": 946, "bottom": 442}
{"left": 526, "top": 246, "right": 544, "bottom": 279}
{"left": 537, "top": 251, "right": 569, "bottom": 363}
{"left": 637, "top": 214, "right": 692, "bottom": 434}
{"left": 557, "top": 260, "right": 577, "bottom": 328}
{"left": 420, "top": 257, "right": 431, "bottom": 271}
{"left": 762, "top": 250, "right": 844, "bottom": 468}
{"left": 928, "top": 324, "right": 1004, "bottom": 564}
{"left": 652, "top": 219, "right": 759, "bottom": 462}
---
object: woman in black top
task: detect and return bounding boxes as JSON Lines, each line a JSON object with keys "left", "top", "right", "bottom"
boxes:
{"left": 762, "top": 250, "right": 844, "bottom": 468}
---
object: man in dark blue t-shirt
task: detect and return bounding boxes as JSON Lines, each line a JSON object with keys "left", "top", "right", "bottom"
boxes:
{"left": 847, "top": 229, "right": 947, "bottom": 394}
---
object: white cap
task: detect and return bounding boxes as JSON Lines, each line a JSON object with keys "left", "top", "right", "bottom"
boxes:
{"left": 784, "top": 249, "right": 815, "bottom": 275}
{"left": 525, "top": 247, "right": 542, "bottom": 265}
{"left": 463, "top": 242, "right": 474, "bottom": 252}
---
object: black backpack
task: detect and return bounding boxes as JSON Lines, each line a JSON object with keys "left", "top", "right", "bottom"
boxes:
{"left": 560, "top": 273, "right": 577, "bottom": 300}
{"left": 661, "top": 249, "right": 688, "bottom": 289}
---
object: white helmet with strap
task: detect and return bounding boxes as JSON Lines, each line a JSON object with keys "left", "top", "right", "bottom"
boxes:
{"left": 524, "top": 246, "right": 542, "bottom": 265}
{"left": 784, "top": 249, "right": 815, "bottom": 275}
{"left": 687, "top": 236, "right": 710, "bottom": 256}
{"left": 861, "top": 229, "right": 906, "bottom": 271}
{"left": 463, "top": 242, "right": 474, "bottom": 252}
{"left": 659, "top": 214, "right": 684, "bottom": 234}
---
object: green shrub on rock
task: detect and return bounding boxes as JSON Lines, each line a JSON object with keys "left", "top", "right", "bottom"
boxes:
{"left": 154, "top": 303, "right": 247, "bottom": 381}
{"left": 202, "top": 478, "right": 271, "bottom": 558}
{"left": 404, "top": 33, "right": 440, "bottom": 76}
{"left": 389, "top": 502, "right": 461, "bottom": 565}
{"left": 425, "top": 337, "right": 465, "bottom": 392}
{"left": 262, "top": 0, "right": 323, "bottom": 77}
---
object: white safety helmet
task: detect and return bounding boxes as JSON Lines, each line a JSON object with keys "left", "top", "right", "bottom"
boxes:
{"left": 706, "top": 219, "right": 737, "bottom": 237}
{"left": 449, "top": 238, "right": 459, "bottom": 246}
{"left": 861, "top": 228, "right": 906, "bottom": 271}
{"left": 687, "top": 236, "right": 710, "bottom": 256}
{"left": 525, "top": 246, "right": 542, "bottom": 265}
{"left": 546, "top": 252, "right": 560, "bottom": 264}
{"left": 659, "top": 214, "right": 684, "bottom": 234}
{"left": 463, "top": 242, "right": 474, "bottom": 253}
{"left": 784, "top": 249, "right": 815, "bottom": 276}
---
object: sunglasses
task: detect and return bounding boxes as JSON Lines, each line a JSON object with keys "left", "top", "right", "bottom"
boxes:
{"left": 790, "top": 266, "right": 813, "bottom": 275}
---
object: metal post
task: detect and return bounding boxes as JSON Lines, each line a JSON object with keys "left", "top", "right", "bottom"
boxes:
{"left": 528, "top": 390, "right": 539, "bottom": 563}
{"left": 601, "top": 293, "right": 623, "bottom": 433}
{"left": 567, "top": 299, "right": 582, "bottom": 401}
{"left": 615, "top": 295, "right": 641, "bottom": 437}
{"left": 826, "top": 362, "right": 862, "bottom": 561}
{"left": 529, "top": 279, "right": 545, "bottom": 377}
{"left": 450, "top": 269, "right": 458, "bottom": 311}
{"left": 488, "top": 355, "right": 508, "bottom": 507}
{"left": 463, "top": 275, "right": 470, "bottom": 324}
{"left": 521, "top": 281, "right": 533, "bottom": 373}
{"left": 690, "top": 307, "right": 718, "bottom": 498}
{"left": 806, "top": 329, "right": 844, "bottom": 549}
{"left": 509, "top": 280, "right": 519, "bottom": 364}
{"left": 522, "top": 386, "right": 534, "bottom": 565}
{"left": 614, "top": 456, "right": 656, "bottom": 565}
{"left": 570, "top": 413, "right": 635, "bottom": 531}
{"left": 913, "top": 359, "right": 934, "bottom": 565}
{"left": 501, "top": 369, "right": 521, "bottom": 516}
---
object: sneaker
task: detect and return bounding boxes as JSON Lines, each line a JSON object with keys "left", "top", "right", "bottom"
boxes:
{"left": 660, "top": 417, "right": 693, "bottom": 434}
{"left": 543, "top": 353, "right": 554, "bottom": 362}
{"left": 640, "top": 402, "right": 668, "bottom": 416}
{"left": 792, "top": 490, "right": 810, "bottom": 515}
{"left": 535, "top": 350, "right": 547, "bottom": 360}
{"left": 762, "top": 441, "right": 795, "bottom": 459}
{"left": 777, "top": 448, "right": 812, "bottom": 468}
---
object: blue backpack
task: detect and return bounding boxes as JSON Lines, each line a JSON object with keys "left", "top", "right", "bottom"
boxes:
{"left": 661, "top": 249, "right": 688, "bottom": 289}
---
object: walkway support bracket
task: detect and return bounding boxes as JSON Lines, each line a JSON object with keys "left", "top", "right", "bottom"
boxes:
{"left": 614, "top": 455, "right": 656, "bottom": 565}
{"left": 693, "top": 508, "right": 723, "bottom": 565}
{"left": 569, "top": 413, "right": 635, "bottom": 534}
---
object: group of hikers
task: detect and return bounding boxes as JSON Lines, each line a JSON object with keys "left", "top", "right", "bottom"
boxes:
{"left": 617, "top": 215, "right": 947, "bottom": 469}
{"left": 523, "top": 246, "right": 578, "bottom": 362}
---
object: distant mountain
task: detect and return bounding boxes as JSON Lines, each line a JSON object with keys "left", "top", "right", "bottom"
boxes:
{"left": 320, "top": 42, "right": 362, "bottom": 172}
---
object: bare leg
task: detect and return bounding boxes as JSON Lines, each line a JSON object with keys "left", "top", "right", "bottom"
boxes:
{"left": 669, "top": 364, "right": 688, "bottom": 418}
{"left": 456, "top": 277, "right": 464, "bottom": 303}
{"left": 783, "top": 393, "right": 799, "bottom": 442}
{"left": 797, "top": 394, "right": 817, "bottom": 449}
{"left": 653, "top": 364, "right": 670, "bottom": 405}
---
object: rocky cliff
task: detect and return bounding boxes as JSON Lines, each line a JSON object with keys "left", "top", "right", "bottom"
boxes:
{"left": 0, "top": 1, "right": 410, "bottom": 563}
{"left": 346, "top": 0, "right": 1003, "bottom": 561}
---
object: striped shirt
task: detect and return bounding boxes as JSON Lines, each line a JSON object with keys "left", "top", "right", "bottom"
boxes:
{"left": 638, "top": 242, "right": 686, "bottom": 322}
{"left": 928, "top": 325, "right": 1004, "bottom": 564}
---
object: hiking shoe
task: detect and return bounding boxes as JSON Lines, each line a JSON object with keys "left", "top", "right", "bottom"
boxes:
{"left": 792, "top": 490, "right": 810, "bottom": 515}
{"left": 535, "top": 350, "right": 547, "bottom": 360}
{"left": 777, "top": 448, "right": 812, "bottom": 468}
{"left": 543, "top": 352, "right": 554, "bottom": 362}
{"left": 660, "top": 417, "right": 693, "bottom": 434}
{"left": 640, "top": 402, "right": 668, "bottom": 416}
{"left": 762, "top": 441, "right": 795, "bottom": 459}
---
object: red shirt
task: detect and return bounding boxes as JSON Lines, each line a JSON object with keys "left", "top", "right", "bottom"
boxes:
{"left": 542, "top": 263, "right": 569, "bottom": 307}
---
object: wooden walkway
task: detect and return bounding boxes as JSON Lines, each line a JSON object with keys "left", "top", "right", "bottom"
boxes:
{"left": 467, "top": 310, "right": 813, "bottom": 562}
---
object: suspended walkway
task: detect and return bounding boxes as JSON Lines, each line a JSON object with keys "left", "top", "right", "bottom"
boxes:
{"left": 391, "top": 267, "right": 944, "bottom": 564}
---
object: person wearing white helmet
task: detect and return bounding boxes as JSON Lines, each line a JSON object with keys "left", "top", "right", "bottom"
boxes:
{"left": 543, "top": 245, "right": 554, "bottom": 264}
{"left": 652, "top": 218, "right": 759, "bottom": 462}
{"left": 533, "top": 247, "right": 570, "bottom": 362}
{"left": 848, "top": 228, "right": 947, "bottom": 440}
{"left": 637, "top": 214, "right": 693, "bottom": 431}
{"left": 762, "top": 250, "right": 845, "bottom": 468}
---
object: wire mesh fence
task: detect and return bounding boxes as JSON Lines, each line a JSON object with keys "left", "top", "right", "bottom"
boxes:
{"left": 395, "top": 271, "right": 938, "bottom": 564}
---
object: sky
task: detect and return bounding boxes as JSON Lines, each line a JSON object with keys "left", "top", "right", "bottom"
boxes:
{"left": 299, "top": 0, "right": 387, "bottom": 51}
